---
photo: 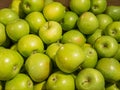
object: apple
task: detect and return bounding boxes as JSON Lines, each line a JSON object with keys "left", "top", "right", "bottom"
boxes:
{"left": 39, "top": 21, "right": 62, "bottom": 45}
{"left": 17, "top": 34, "right": 44, "bottom": 57}
{"left": 5, "top": 73, "right": 33, "bottom": 90}
{"left": 60, "top": 29, "right": 86, "bottom": 46}
{"left": 0, "top": 8, "right": 19, "bottom": 25}
{"left": 103, "top": 21, "right": 120, "bottom": 42}
{"left": 94, "top": 36, "right": 118, "bottom": 58}
{"left": 33, "top": 81, "right": 46, "bottom": 90}
{"left": 105, "top": 83, "right": 119, "bottom": 90}
{"left": 96, "top": 58, "right": 120, "bottom": 82}
{"left": 44, "top": 0, "right": 54, "bottom": 6}
{"left": 77, "top": 12, "right": 99, "bottom": 35}
{"left": 55, "top": 43, "right": 85, "bottom": 73}
{"left": 105, "top": 5, "right": 120, "bottom": 21}
{"left": 46, "top": 71, "right": 75, "bottom": 90}
{"left": 6, "top": 18, "right": 30, "bottom": 42}
{"left": 114, "top": 44, "right": 120, "bottom": 61}
{"left": 96, "top": 14, "right": 113, "bottom": 30}
{"left": 0, "top": 23, "right": 6, "bottom": 45}
{"left": 60, "top": 11, "right": 78, "bottom": 31}
{"left": 0, "top": 48, "right": 24, "bottom": 81}
{"left": 76, "top": 68, "right": 105, "bottom": 90}
{"left": 43, "top": 1, "right": 66, "bottom": 21}
{"left": 69, "top": 0, "right": 90, "bottom": 15}
{"left": 25, "top": 11, "right": 46, "bottom": 34}
{"left": 81, "top": 44, "right": 98, "bottom": 68}
{"left": 25, "top": 53, "right": 52, "bottom": 82}
{"left": 90, "top": 0, "right": 107, "bottom": 14}
{"left": 21, "top": 0, "right": 44, "bottom": 14}
{"left": 0, "top": 81, "right": 2, "bottom": 90}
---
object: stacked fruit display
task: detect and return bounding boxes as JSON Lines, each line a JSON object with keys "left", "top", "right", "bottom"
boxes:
{"left": 0, "top": 0, "right": 120, "bottom": 89}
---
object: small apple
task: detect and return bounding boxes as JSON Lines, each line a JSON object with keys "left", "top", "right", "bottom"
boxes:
{"left": 94, "top": 36, "right": 118, "bottom": 58}
{"left": 55, "top": 43, "right": 85, "bottom": 73}
{"left": 46, "top": 71, "right": 75, "bottom": 90}
{"left": 43, "top": 1, "right": 66, "bottom": 21}
{"left": 0, "top": 23, "right": 6, "bottom": 45}
{"left": 69, "top": 0, "right": 90, "bottom": 15}
{"left": 105, "top": 83, "right": 119, "bottom": 90}
{"left": 33, "top": 81, "right": 46, "bottom": 90}
{"left": 5, "top": 73, "right": 33, "bottom": 90}
{"left": 25, "top": 11, "right": 46, "bottom": 34}
{"left": 77, "top": 12, "right": 99, "bottom": 35}
{"left": 39, "top": 21, "right": 62, "bottom": 45}
{"left": 76, "top": 68, "right": 105, "bottom": 90}
{"left": 21, "top": 0, "right": 44, "bottom": 14}
{"left": 96, "top": 58, "right": 120, "bottom": 82}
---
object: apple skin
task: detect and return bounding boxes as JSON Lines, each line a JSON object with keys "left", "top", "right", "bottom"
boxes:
{"left": 45, "top": 71, "right": 75, "bottom": 90}
{"left": 39, "top": 21, "right": 62, "bottom": 45}
{"left": 70, "top": 0, "right": 90, "bottom": 15}
{"left": 103, "top": 21, "right": 120, "bottom": 42}
{"left": 105, "top": 83, "right": 119, "bottom": 90}
{"left": 60, "top": 11, "right": 78, "bottom": 31}
{"left": 25, "top": 11, "right": 46, "bottom": 34}
{"left": 0, "top": 23, "right": 6, "bottom": 45}
{"left": 90, "top": 0, "right": 107, "bottom": 14}
{"left": 114, "top": 44, "right": 120, "bottom": 61}
{"left": 43, "top": 2, "right": 66, "bottom": 21}
{"left": 96, "top": 58, "right": 120, "bottom": 83}
{"left": 21, "top": 0, "right": 44, "bottom": 14}
{"left": 55, "top": 43, "right": 85, "bottom": 73}
{"left": 96, "top": 14, "right": 113, "bottom": 30}
{"left": 94, "top": 36, "right": 118, "bottom": 58}
{"left": 77, "top": 12, "right": 99, "bottom": 35}
{"left": 5, "top": 73, "right": 33, "bottom": 90}
{"left": 76, "top": 68, "right": 105, "bottom": 90}
{"left": 33, "top": 81, "right": 46, "bottom": 90}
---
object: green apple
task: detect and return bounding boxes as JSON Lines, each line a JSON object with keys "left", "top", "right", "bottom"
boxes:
{"left": 81, "top": 44, "right": 98, "bottom": 68}
{"left": 103, "top": 21, "right": 120, "bottom": 42}
{"left": 105, "top": 5, "right": 120, "bottom": 21}
{"left": 105, "top": 83, "right": 119, "bottom": 90}
{"left": 25, "top": 53, "right": 52, "bottom": 82}
{"left": 39, "top": 21, "right": 62, "bottom": 45}
{"left": 43, "top": 1, "right": 66, "bottom": 21}
{"left": 55, "top": 43, "right": 85, "bottom": 73}
{"left": 0, "top": 23, "right": 6, "bottom": 45}
{"left": 96, "top": 58, "right": 120, "bottom": 82}
{"left": 0, "top": 8, "right": 19, "bottom": 25}
{"left": 46, "top": 71, "right": 75, "bottom": 90}
{"left": 0, "top": 48, "right": 24, "bottom": 81}
{"left": 76, "top": 68, "right": 105, "bottom": 90}
{"left": 69, "top": 0, "right": 90, "bottom": 15}
{"left": 25, "top": 11, "right": 46, "bottom": 34}
{"left": 94, "top": 36, "right": 118, "bottom": 58}
{"left": 87, "top": 28, "right": 103, "bottom": 46}
{"left": 5, "top": 73, "right": 33, "bottom": 90}
{"left": 60, "top": 11, "right": 78, "bottom": 31}
{"left": 44, "top": 0, "right": 54, "bottom": 6}
{"left": 114, "top": 44, "right": 120, "bottom": 61}
{"left": 60, "top": 29, "right": 86, "bottom": 46}
{"left": 33, "top": 81, "right": 46, "bottom": 90}
{"left": 90, "top": 0, "right": 107, "bottom": 14}
{"left": 21, "top": 0, "right": 44, "bottom": 14}
{"left": 77, "top": 12, "right": 99, "bottom": 34}
{"left": 17, "top": 34, "right": 44, "bottom": 57}
{"left": 96, "top": 14, "right": 113, "bottom": 30}
{"left": 6, "top": 19, "right": 30, "bottom": 42}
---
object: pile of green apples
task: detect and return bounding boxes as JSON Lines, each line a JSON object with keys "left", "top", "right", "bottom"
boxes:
{"left": 0, "top": 0, "right": 120, "bottom": 89}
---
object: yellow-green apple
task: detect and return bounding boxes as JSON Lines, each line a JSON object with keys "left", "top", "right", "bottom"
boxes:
{"left": 33, "top": 81, "right": 46, "bottom": 90}
{"left": 44, "top": 0, "right": 54, "bottom": 6}
{"left": 43, "top": 2, "right": 66, "bottom": 21}
{"left": 114, "top": 44, "right": 120, "bottom": 61}
{"left": 25, "top": 11, "right": 46, "bottom": 34}
{"left": 76, "top": 68, "right": 105, "bottom": 90}
{"left": 90, "top": 0, "right": 107, "bottom": 14}
{"left": 55, "top": 43, "right": 85, "bottom": 73}
{"left": 0, "top": 8, "right": 19, "bottom": 25}
{"left": 94, "top": 36, "right": 118, "bottom": 58}
{"left": 0, "top": 48, "right": 24, "bottom": 81}
{"left": 69, "top": 0, "right": 90, "bottom": 15}
{"left": 39, "top": 21, "right": 62, "bottom": 45}
{"left": 77, "top": 12, "right": 99, "bottom": 35}
{"left": 25, "top": 53, "right": 52, "bottom": 82}
{"left": 105, "top": 83, "right": 119, "bottom": 90}
{"left": 6, "top": 19, "right": 30, "bottom": 42}
{"left": 60, "top": 29, "right": 86, "bottom": 46}
{"left": 60, "top": 11, "right": 78, "bottom": 31}
{"left": 17, "top": 34, "right": 44, "bottom": 57}
{"left": 21, "top": 0, "right": 44, "bottom": 14}
{"left": 5, "top": 73, "right": 33, "bottom": 90}
{"left": 46, "top": 71, "right": 75, "bottom": 90}
{"left": 0, "top": 23, "right": 6, "bottom": 45}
